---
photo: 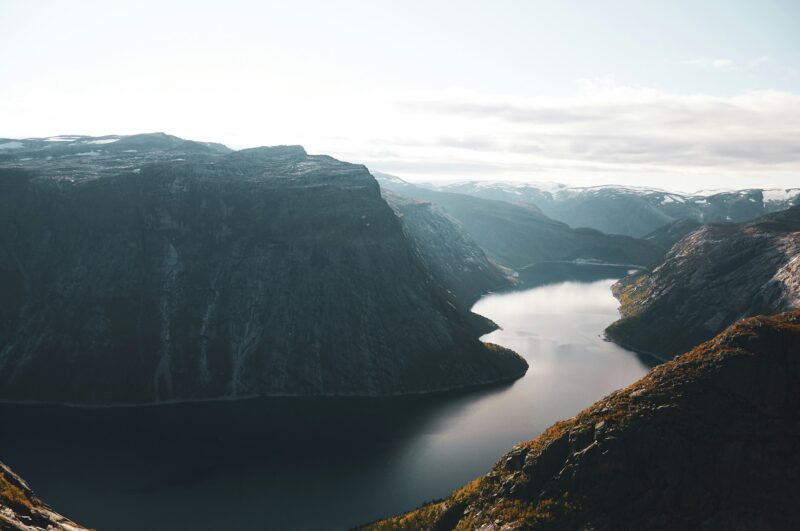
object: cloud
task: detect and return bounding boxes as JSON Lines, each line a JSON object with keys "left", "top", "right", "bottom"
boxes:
{"left": 683, "top": 56, "right": 774, "bottom": 71}
{"left": 685, "top": 58, "right": 736, "bottom": 70}
{"left": 353, "top": 83, "right": 800, "bottom": 189}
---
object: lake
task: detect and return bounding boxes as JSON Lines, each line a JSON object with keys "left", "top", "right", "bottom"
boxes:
{"left": 0, "top": 264, "right": 652, "bottom": 530}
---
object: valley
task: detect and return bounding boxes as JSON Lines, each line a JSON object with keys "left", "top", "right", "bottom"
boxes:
{"left": 0, "top": 135, "right": 797, "bottom": 531}
{"left": 3, "top": 5, "right": 798, "bottom": 529}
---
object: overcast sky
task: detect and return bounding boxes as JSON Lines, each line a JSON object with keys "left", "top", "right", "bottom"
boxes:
{"left": 1, "top": 0, "right": 799, "bottom": 191}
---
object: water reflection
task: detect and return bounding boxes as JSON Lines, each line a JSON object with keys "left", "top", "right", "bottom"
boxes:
{"left": 0, "top": 265, "right": 651, "bottom": 531}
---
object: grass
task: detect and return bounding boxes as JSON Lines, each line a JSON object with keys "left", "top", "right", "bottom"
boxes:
{"left": 0, "top": 475, "right": 33, "bottom": 511}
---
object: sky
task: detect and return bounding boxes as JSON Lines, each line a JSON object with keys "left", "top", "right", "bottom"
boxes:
{"left": 1, "top": 0, "right": 799, "bottom": 191}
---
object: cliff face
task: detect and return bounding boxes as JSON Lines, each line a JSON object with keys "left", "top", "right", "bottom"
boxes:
{"left": 606, "top": 206, "right": 800, "bottom": 358}
{"left": 364, "top": 310, "right": 800, "bottom": 530}
{"left": 0, "top": 137, "right": 526, "bottom": 405}
{"left": 1, "top": 461, "right": 86, "bottom": 530}
{"left": 376, "top": 175, "right": 663, "bottom": 269}
{"left": 382, "top": 191, "right": 514, "bottom": 306}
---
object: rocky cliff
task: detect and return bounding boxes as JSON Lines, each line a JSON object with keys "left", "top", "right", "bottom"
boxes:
{"left": 606, "top": 205, "right": 800, "bottom": 358}
{"left": 1, "top": 461, "right": 85, "bottom": 530}
{"left": 0, "top": 135, "right": 526, "bottom": 405}
{"left": 376, "top": 175, "right": 663, "bottom": 269}
{"left": 382, "top": 191, "right": 514, "bottom": 305}
{"left": 364, "top": 310, "right": 800, "bottom": 530}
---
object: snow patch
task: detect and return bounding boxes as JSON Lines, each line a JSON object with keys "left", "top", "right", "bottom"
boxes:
{"left": 660, "top": 194, "right": 685, "bottom": 204}
{"left": 84, "top": 138, "right": 119, "bottom": 144}
{"left": 763, "top": 189, "right": 800, "bottom": 203}
{"left": 0, "top": 141, "right": 24, "bottom": 150}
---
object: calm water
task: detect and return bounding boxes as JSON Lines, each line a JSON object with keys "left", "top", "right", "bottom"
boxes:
{"left": 0, "top": 264, "right": 651, "bottom": 531}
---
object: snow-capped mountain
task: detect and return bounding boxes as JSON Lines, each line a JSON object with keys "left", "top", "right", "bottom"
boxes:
{"left": 419, "top": 180, "right": 800, "bottom": 237}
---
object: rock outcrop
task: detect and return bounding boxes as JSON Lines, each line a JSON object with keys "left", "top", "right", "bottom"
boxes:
{"left": 0, "top": 135, "right": 526, "bottom": 405}
{"left": 1, "top": 461, "right": 86, "bottom": 530}
{"left": 606, "top": 205, "right": 800, "bottom": 358}
{"left": 375, "top": 174, "right": 663, "bottom": 269}
{"left": 363, "top": 310, "right": 800, "bottom": 530}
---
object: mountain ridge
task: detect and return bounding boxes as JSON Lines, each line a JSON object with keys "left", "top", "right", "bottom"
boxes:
{"left": 0, "top": 135, "right": 526, "bottom": 405}
{"left": 606, "top": 205, "right": 800, "bottom": 358}
{"left": 411, "top": 178, "right": 800, "bottom": 237}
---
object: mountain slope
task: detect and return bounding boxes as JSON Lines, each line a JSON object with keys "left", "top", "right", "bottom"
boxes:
{"left": 382, "top": 191, "right": 514, "bottom": 305}
{"left": 1, "top": 461, "right": 86, "bottom": 530}
{"left": 429, "top": 180, "right": 800, "bottom": 237}
{"left": 0, "top": 137, "right": 526, "bottom": 405}
{"left": 364, "top": 310, "right": 800, "bottom": 530}
{"left": 641, "top": 218, "right": 702, "bottom": 253}
{"left": 606, "top": 205, "right": 800, "bottom": 358}
{"left": 376, "top": 174, "right": 663, "bottom": 269}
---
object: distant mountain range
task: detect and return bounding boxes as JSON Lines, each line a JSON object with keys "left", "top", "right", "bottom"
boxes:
{"left": 408, "top": 178, "right": 800, "bottom": 237}
{"left": 0, "top": 134, "right": 526, "bottom": 404}
{"left": 363, "top": 310, "right": 800, "bottom": 530}
{"left": 375, "top": 173, "right": 664, "bottom": 269}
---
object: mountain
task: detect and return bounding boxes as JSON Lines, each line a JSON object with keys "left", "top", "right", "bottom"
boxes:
{"left": 1, "top": 460, "right": 86, "bottom": 530}
{"left": 606, "top": 205, "right": 800, "bottom": 358}
{"left": 0, "top": 135, "right": 526, "bottom": 405}
{"left": 363, "top": 310, "right": 800, "bottom": 530}
{"left": 375, "top": 173, "right": 663, "bottom": 269}
{"left": 0, "top": 132, "right": 231, "bottom": 181}
{"left": 424, "top": 180, "right": 800, "bottom": 237}
{"left": 382, "top": 191, "right": 514, "bottom": 306}
{"left": 641, "top": 218, "right": 702, "bottom": 253}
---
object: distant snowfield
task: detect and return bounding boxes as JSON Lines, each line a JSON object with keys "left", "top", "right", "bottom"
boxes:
{"left": 434, "top": 179, "right": 800, "bottom": 202}
{"left": 763, "top": 189, "right": 800, "bottom": 203}
{"left": 0, "top": 141, "right": 24, "bottom": 149}
{"left": 84, "top": 138, "right": 120, "bottom": 144}
{"left": 661, "top": 195, "right": 685, "bottom": 204}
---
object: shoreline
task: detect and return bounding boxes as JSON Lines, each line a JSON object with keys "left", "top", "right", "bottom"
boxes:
{"left": 602, "top": 331, "right": 671, "bottom": 364}
{"left": 0, "top": 261, "right": 638, "bottom": 411}
{"left": 0, "top": 356, "right": 525, "bottom": 410}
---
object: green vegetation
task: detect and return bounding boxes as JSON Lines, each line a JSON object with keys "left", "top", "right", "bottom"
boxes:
{"left": 613, "top": 273, "right": 653, "bottom": 318}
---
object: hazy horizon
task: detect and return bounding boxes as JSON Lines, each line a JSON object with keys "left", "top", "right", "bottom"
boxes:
{"left": 2, "top": 0, "right": 799, "bottom": 190}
